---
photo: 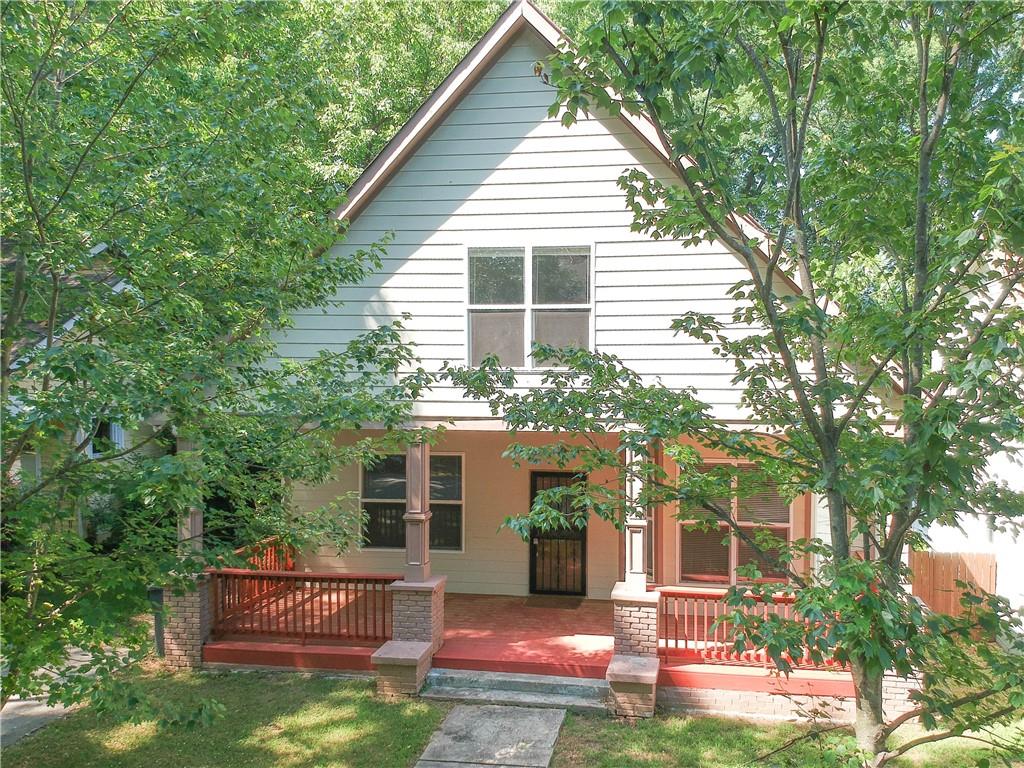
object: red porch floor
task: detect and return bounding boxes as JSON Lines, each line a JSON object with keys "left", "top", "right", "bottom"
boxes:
{"left": 435, "top": 594, "right": 614, "bottom": 679}
{"left": 203, "top": 592, "right": 854, "bottom": 697}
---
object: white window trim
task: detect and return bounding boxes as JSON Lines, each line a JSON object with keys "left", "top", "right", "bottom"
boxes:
{"left": 465, "top": 244, "right": 595, "bottom": 370}
{"left": 673, "top": 460, "right": 795, "bottom": 587}
{"left": 357, "top": 452, "right": 466, "bottom": 554}
{"left": 427, "top": 451, "right": 466, "bottom": 554}
{"left": 80, "top": 422, "right": 126, "bottom": 460}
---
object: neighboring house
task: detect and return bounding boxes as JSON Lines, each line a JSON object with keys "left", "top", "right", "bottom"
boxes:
{"left": 927, "top": 450, "right": 1023, "bottom": 611}
{"left": 185, "top": 0, "right": 916, "bottom": 720}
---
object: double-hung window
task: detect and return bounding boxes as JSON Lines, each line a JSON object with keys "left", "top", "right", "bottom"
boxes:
{"left": 361, "top": 454, "right": 463, "bottom": 551}
{"left": 468, "top": 246, "right": 591, "bottom": 368}
{"left": 678, "top": 467, "right": 792, "bottom": 584}
{"left": 84, "top": 421, "right": 125, "bottom": 459}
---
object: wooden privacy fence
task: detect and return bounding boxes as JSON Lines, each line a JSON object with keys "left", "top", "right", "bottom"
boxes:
{"left": 207, "top": 569, "right": 400, "bottom": 644}
{"left": 658, "top": 586, "right": 842, "bottom": 670}
{"left": 909, "top": 550, "right": 997, "bottom": 617}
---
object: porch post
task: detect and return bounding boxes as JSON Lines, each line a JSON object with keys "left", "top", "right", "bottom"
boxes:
{"left": 607, "top": 442, "right": 660, "bottom": 718}
{"left": 374, "top": 440, "right": 447, "bottom": 698}
{"left": 623, "top": 453, "right": 648, "bottom": 591}
{"left": 162, "top": 436, "right": 211, "bottom": 669}
{"left": 403, "top": 441, "right": 431, "bottom": 583}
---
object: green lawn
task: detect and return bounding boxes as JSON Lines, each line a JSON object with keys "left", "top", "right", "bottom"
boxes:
{"left": 552, "top": 711, "right": 1022, "bottom": 768}
{"left": 3, "top": 669, "right": 447, "bottom": 768}
{"left": 5, "top": 669, "right": 1019, "bottom": 768}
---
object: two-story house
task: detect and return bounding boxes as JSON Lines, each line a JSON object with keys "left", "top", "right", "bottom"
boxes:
{"left": 191, "top": 0, "right": 916, "bottom": 721}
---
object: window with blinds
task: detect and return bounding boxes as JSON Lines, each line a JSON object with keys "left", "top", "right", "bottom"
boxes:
{"left": 361, "top": 454, "right": 464, "bottom": 550}
{"left": 678, "top": 466, "right": 792, "bottom": 584}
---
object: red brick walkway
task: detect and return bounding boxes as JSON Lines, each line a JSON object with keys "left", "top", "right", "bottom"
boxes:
{"left": 434, "top": 594, "right": 615, "bottom": 679}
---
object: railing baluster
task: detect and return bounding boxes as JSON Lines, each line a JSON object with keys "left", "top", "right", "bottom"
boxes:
{"left": 205, "top": 568, "right": 401, "bottom": 644}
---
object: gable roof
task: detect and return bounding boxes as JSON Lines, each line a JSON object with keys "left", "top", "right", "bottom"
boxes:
{"left": 332, "top": 0, "right": 800, "bottom": 295}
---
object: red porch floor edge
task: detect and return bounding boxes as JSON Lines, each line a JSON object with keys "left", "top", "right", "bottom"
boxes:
{"left": 203, "top": 640, "right": 375, "bottom": 671}
{"left": 200, "top": 593, "right": 855, "bottom": 698}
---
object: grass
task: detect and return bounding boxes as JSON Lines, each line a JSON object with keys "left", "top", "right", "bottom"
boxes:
{"left": 2, "top": 667, "right": 447, "bottom": 768}
{"left": 5, "top": 667, "right": 1020, "bottom": 767}
{"left": 552, "top": 711, "right": 1023, "bottom": 768}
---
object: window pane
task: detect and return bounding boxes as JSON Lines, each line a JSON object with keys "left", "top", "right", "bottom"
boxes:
{"left": 533, "top": 246, "right": 590, "bottom": 304}
{"left": 469, "top": 247, "right": 524, "bottom": 304}
{"left": 470, "top": 310, "right": 525, "bottom": 366}
{"left": 362, "top": 455, "right": 407, "bottom": 500}
{"left": 363, "top": 502, "right": 407, "bottom": 548}
{"left": 679, "top": 527, "right": 730, "bottom": 582}
{"left": 532, "top": 310, "right": 589, "bottom": 365}
{"left": 430, "top": 455, "right": 462, "bottom": 501}
{"left": 737, "top": 527, "right": 789, "bottom": 580}
{"left": 736, "top": 472, "right": 790, "bottom": 524}
{"left": 430, "top": 503, "right": 462, "bottom": 550}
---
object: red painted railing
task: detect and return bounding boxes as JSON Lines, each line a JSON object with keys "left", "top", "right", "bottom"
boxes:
{"left": 658, "top": 586, "right": 838, "bottom": 669}
{"left": 208, "top": 569, "right": 400, "bottom": 644}
{"left": 234, "top": 537, "right": 295, "bottom": 572}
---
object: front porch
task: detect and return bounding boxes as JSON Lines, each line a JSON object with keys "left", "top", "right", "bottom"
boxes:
{"left": 179, "top": 440, "right": 861, "bottom": 718}
{"left": 200, "top": 578, "right": 853, "bottom": 701}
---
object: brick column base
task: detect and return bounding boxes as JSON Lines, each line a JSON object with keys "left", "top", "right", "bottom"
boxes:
{"left": 372, "top": 641, "right": 432, "bottom": 698}
{"left": 883, "top": 670, "right": 923, "bottom": 719}
{"left": 607, "top": 582, "right": 661, "bottom": 718}
{"left": 390, "top": 576, "right": 446, "bottom": 654}
{"left": 611, "top": 582, "right": 659, "bottom": 656}
{"left": 162, "top": 576, "right": 211, "bottom": 669}
{"left": 607, "top": 655, "right": 660, "bottom": 718}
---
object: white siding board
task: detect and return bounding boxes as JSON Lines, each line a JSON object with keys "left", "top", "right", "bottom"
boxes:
{"left": 368, "top": 196, "right": 631, "bottom": 216}
{"left": 386, "top": 165, "right": 653, "bottom": 186}
{"left": 595, "top": 314, "right": 743, "bottom": 331}
{"left": 278, "top": 29, "right": 769, "bottom": 421}
{"left": 427, "top": 118, "right": 637, "bottom": 141}
{"left": 398, "top": 148, "right": 664, "bottom": 174}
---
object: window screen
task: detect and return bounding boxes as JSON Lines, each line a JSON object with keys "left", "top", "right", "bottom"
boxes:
{"left": 679, "top": 527, "right": 730, "bottom": 582}
{"left": 532, "top": 246, "right": 590, "bottom": 304}
{"left": 737, "top": 527, "right": 790, "bottom": 580}
{"left": 736, "top": 473, "right": 790, "bottom": 524}
{"left": 469, "top": 247, "right": 524, "bottom": 304}
{"left": 532, "top": 309, "right": 590, "bottom": 365}
{"left": 469, "top": 310, "right": 525, "bottom": 366}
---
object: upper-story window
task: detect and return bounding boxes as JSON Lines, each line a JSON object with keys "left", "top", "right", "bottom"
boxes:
{"left": 468, "top": 246, "right": 591, "bottom": 368}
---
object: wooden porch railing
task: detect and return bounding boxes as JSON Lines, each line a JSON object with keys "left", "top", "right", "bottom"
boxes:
{"left": 208, "top": 569, "right": 401, "bottom": 644}
{"left": 658, "top": 586, "right": 839, "bottom": 669}
{"left": 235, "top": 537, "right": 296, "bottom": 572}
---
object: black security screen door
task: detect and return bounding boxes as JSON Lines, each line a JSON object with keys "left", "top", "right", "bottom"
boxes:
{"left": 529, "top": 472, "right": 586, "bottom": 596}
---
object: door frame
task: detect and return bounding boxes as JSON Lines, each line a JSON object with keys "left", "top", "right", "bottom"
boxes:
{"left": 528, "top": 470, "right": 587, "bottom": 596}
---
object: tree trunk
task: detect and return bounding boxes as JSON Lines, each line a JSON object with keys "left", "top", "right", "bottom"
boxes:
{"left": 852, "top": 659, "right": 887, "bottom": 756}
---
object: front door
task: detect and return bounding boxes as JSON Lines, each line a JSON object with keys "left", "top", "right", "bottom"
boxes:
{"left": 529, "top": 472, "right": 586, "bottom": 596}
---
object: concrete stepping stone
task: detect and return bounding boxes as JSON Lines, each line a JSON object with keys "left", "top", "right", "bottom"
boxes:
{"left": 414, "top": 704, "right": 565, "bottom": 768}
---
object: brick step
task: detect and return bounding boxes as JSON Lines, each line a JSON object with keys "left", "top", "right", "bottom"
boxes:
{"left": 421, "top": 668, "right": 609, "bottom": 714}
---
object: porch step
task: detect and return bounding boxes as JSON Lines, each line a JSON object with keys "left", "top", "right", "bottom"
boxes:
{"left": 421, "top": 668, "right": 609, "bottom": 714}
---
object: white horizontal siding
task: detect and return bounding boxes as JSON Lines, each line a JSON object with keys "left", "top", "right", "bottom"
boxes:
{"left": 275, "top": 29, "right": 779, "bottom": 422}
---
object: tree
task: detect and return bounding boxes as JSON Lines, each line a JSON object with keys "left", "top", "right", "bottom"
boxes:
{"left": 0, "top": 0, "right": 503, "bottom": 719}
{"left": 447, "top": 1, "right": 1024, "bottom": 764}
